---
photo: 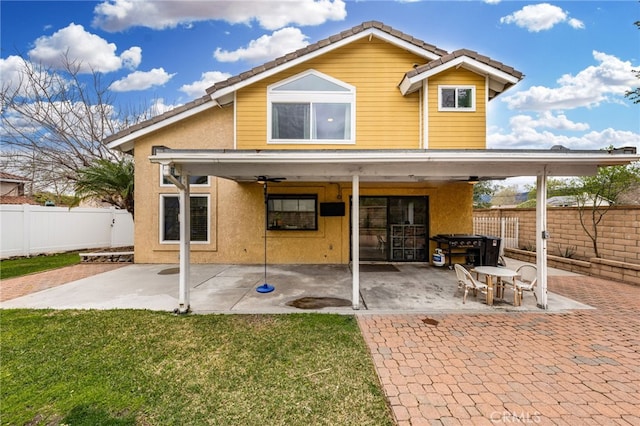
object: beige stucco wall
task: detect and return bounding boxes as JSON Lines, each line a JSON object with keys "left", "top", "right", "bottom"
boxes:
{"left": 133, "top": 105, "right": 233, "bottom": 263}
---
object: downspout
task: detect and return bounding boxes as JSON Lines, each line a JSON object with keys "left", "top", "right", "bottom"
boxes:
{"left": 351, "top": 175, "right": 360, "bottom": 310}
{"left": 162, "top": 165, "right": 191, "bottom": 314}
{"left": 536, "top": 167, "right": 548, "bottom": 309}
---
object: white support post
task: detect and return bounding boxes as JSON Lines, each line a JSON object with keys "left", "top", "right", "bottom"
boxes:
{"left": 536, "top": 169, "right": 548, "bottom": 309}
{"left": 351, "top": 175, "right": 360, "bottom": 310}
{"left": 178, "top": 174, "right": 191, "bottom": 314}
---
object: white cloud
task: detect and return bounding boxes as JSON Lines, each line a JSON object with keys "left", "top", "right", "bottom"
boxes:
{"left": 120, "top": 46, "right": 142, "bottom": 70}
{"left": 488, "top": 113, "right": 640, "bottom": 150}
{"left": 27, "top": 23, "right": 141, "bottom": 73}
{"left": 568, "top": 18, "right": 585, "bottom": 30}
{"left": 503, "top": 51, "right": 638, "bottom": 111}
{"left": 180, "top": 71, "right": 232, "bottom": 98}
{"left": 214, "top": 27, "right": 309, "bottom": 63}
{"left": 0, "top": 56, "right": 32, "bottom": 96}
{"left": 500, "top": 3, "right": 584, "bottom": 32}
{"left": 93, "top": 0, "right": 346, "bottom": 32}
{"left": 510, "top": 112, "right": 590, "bottom": 132}
{"left": 148, "top": 98, "right": 181, "bottom": 116}
{"left": 483, "top": 0, "right": 501, "bottom": 4}
{"left": 109, "top": 68, "right": 175, "bottom": 92}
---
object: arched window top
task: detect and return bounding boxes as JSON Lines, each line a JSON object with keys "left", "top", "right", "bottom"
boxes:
{"left": 270, "top": 70, "right": 353, "bottom": 93}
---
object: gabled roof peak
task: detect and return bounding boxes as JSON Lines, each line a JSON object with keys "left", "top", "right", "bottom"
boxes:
{"left": 205, "top": 20, "right": 449, "bottom": 96}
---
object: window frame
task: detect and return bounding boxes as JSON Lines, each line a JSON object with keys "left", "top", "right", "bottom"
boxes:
{"left": 267, "top": 194, "right": 318, "bottom": 231}
{"left": 438, "top": 85, "right": 476, "bottom": 112}
{"left": 159, "top": 194, "right": 210, "bottom": 244}
{"left": 267, "top": 70, "right": 356, "bottom": 145}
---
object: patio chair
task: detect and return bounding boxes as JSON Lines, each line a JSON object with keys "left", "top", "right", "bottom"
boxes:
{"left": 454, "top": 264, "right": 488, "bottom": 304}
{"left": 509, "top": 264, "right": 538, "bottom": 306}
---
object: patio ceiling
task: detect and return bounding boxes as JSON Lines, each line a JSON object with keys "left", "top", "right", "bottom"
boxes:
{"left": 149, "top": 148, "right": 639, "bottom": 183}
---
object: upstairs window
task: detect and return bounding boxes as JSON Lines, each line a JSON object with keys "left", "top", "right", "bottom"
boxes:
{"left": 438, "top": 86, "right": 475, "bottom": 111}
{"left": 268, "top": 70, "right": 355, "bottom": 144}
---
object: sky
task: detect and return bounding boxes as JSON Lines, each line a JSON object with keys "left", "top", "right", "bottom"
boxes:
{"left": 1, "top": 0, "right": 639, "bottom": 187}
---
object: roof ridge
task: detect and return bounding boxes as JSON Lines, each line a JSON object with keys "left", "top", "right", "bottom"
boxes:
{"left": 205, "top": 20, "right": 448, "bottom": 95}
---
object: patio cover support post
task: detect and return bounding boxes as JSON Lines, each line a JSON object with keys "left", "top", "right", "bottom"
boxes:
{"left": 178, "top": 174, "right": 191, "bottom": 314}
{"left": 351, "top": 175, "right": 360, "bottom": 310}
{"left": 536, "top": 169, "right": 548, "bottom": 309}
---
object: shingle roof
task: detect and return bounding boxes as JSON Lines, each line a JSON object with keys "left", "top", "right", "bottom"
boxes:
{"left": 405, "top": 48, "right": 523, "bottom": 80}
{"left": 0, "top": 195, "right": 38, "bottom": 205}
{"left": 0, "top": 172, "right": 30, "bottom": 182}
{"left": 205, "top": 20, "right": 448, "bottom": 95}
{"left": 103, "top": 95, "right": 212, "bottom": 145}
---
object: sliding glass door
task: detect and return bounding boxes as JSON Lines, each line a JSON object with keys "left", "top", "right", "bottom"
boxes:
{"left": 358, "top": 197, "right": 387, "bottom": 261}
{"left": 356, "top": 196, "right": 428, "bottom": 262}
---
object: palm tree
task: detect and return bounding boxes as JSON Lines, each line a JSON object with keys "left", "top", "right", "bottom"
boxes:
{"left": 75, "top": 157, "right": 135, "bottom": 218}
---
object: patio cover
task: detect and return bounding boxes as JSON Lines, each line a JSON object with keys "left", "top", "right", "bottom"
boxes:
{"left": 148, "top": 147, "right": 639, "bottom": 313}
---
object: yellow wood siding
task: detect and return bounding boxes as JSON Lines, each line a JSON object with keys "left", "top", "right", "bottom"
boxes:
{"left": 236, "top": 37, "right": 424, "bottom": 150}
{"left": 428, "top": 68, "right": 486, "bottom": 149}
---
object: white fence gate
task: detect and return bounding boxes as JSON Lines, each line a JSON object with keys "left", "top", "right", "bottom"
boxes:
{"left": 1, "top": 205, "right": 134, "bottom": 258}
{"left": 473, "top": 216, "right": 519, "bottom": 251}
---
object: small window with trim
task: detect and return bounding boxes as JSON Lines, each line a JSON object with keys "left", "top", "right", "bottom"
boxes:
{"left": 267, "top": 194, "right": 317, "bottom": 230}
{"left": 438, "top": 85, "right": 475, "bottom": 111}
{"left": 160, "top": 194, "right": 210, "bottom": 243}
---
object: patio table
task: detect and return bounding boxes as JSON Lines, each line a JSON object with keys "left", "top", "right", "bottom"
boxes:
{"left": 471, "top": 266, "right": 518, "bottom": 306}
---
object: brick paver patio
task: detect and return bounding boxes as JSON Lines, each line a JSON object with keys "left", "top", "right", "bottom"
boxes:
{"left": 0, "top": 263, "right": 125, "bottom": 302}
{"left": 357, "top": 276, "right": 640, "bottom": 425}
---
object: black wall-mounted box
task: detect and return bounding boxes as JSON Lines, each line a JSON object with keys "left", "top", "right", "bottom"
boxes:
{"left": 320, "top": 202, "right": 345, "bottom": 217}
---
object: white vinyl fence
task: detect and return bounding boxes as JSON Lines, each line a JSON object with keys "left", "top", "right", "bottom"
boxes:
{"left": 473, "top": 216, "right": 519, "bottom": 251}
{"left": 1, "top": 205, "right": 133, "bottom": 258}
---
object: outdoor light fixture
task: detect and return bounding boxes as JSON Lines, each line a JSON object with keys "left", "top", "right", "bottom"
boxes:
{"left": 467, "top": 176, "right": 479, "bottom": 184}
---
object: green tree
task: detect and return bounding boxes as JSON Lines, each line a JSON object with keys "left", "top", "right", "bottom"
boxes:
{"left": 472, "top": 180, "right": 497, "bottom": 208}
{"left": 74, "top": 158, "right": 135, "bottom": 218}
{"left": 490, "top": 184, "right": 520, "bottom": 207}
{"left": 567, "top": 163, "right": 640, "bottom": 257}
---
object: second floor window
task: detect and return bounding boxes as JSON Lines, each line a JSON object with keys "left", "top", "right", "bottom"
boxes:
{"left": 438, "top": 86, "right": 475, "bottom": 111}
{"left": 268, "top": 70, "right": 355, "bottom": 144}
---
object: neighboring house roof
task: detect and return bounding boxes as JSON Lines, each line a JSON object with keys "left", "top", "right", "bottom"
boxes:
{"left": 547, "top": 195, "right": 611, "bottom": 207}
{"left": 0, "top": 172, "right": 30, "bottom": 183}
{"left": 0, "top": 195, "right": 38, "bottom": 205}
{"left": 105, "top": 20, "right": 522, "bottom": 153}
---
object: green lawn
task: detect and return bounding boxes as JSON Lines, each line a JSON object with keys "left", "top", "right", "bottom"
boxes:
{"left": 1, "top": 310, "right": 393, "bottom": 426}
{"left": 0, "top": 252, "right": 81, "bottom": 279}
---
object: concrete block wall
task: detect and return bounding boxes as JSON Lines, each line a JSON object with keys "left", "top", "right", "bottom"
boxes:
{"left": 475, "top": 206, "right": 640, "bottom": 264}
{"left": 476, "top": 206, "right": 640, "bottom": 286}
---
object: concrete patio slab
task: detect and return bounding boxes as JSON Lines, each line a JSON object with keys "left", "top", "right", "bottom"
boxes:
{"left": 1, "top": 259, "right": 589, "bottom": 314}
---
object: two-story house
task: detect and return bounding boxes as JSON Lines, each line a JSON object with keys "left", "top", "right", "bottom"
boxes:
{"left": 105, "top": 22, "right": 638, "bottom": 312}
